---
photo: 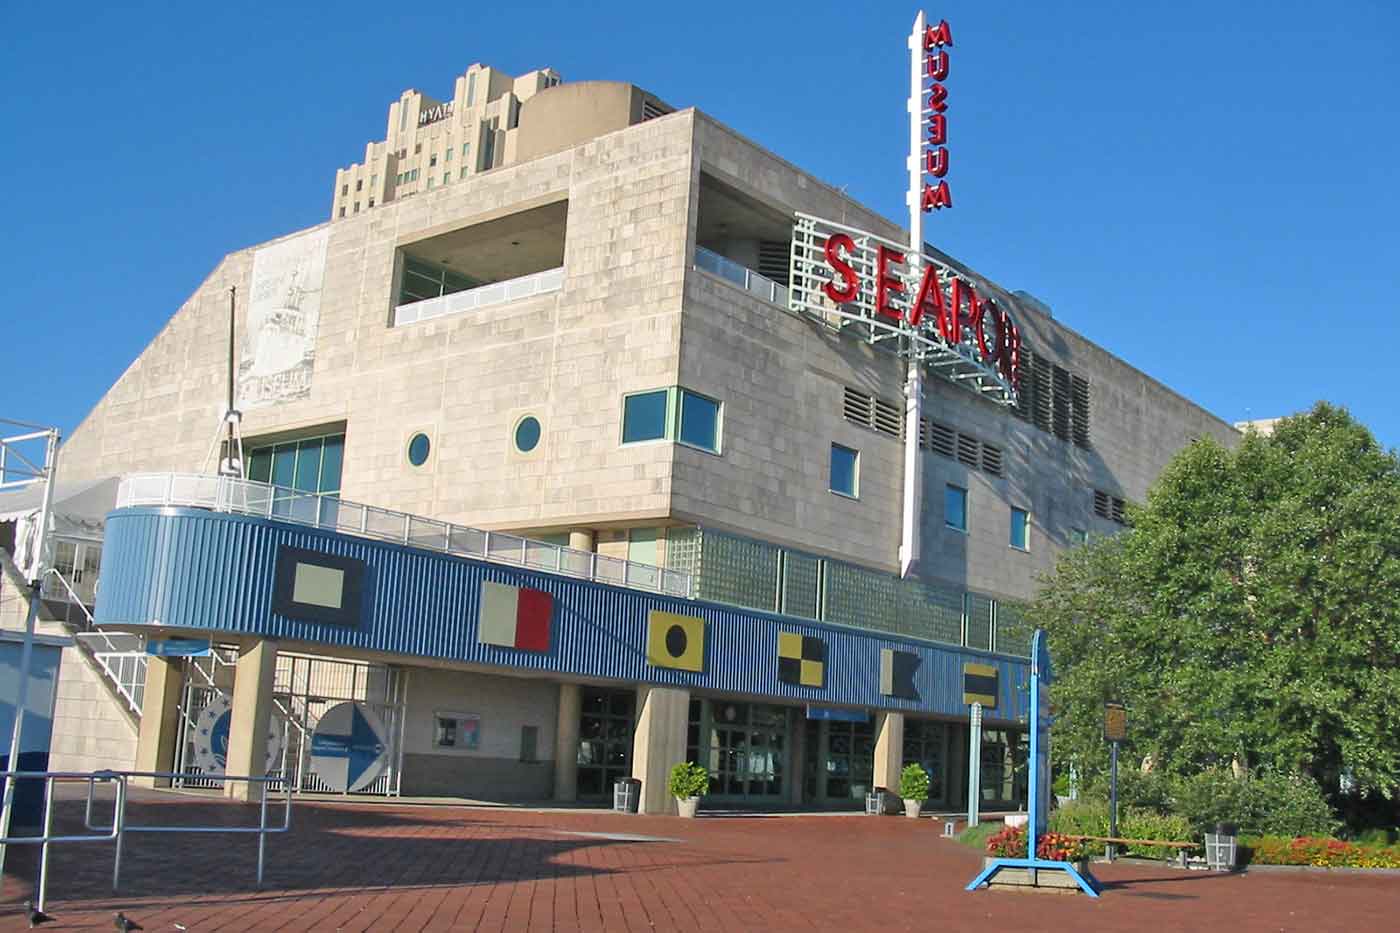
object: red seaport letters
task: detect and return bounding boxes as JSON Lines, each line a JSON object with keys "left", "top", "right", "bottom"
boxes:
{"left": 822, "top": 233, "right": 860, "bottom": 303}
{"left": 875, "top": 245, "right": 907, "bottom": 322}
{"left": 922, "top": 181, "right": 952, "bottom": 211}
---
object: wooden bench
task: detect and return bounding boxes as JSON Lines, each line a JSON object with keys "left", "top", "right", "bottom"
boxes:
{"left": 1063, "top": 834, "right": 1198, "bottom": 867}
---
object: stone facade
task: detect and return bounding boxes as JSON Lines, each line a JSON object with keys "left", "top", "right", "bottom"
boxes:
{"left": 58, "top": 95, "right": 1237, "bottom": 612}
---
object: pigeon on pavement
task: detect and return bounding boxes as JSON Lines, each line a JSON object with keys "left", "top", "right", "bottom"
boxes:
{"left": 113, "top": 913, "right": 143, "bottom": 931}
{"left": 25, "top": 900, "right": 53, "bottom": 927}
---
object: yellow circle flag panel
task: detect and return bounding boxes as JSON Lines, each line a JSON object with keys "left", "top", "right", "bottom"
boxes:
{"left": 646, "top": 610, "right": 705, "bottom": 672}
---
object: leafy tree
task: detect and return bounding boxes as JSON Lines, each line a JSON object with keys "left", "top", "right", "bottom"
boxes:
{"left": 1034, "top": 403, "right": 1400, "bottom": 804}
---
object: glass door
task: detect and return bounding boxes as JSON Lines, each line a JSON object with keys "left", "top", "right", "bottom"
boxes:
{"left": 902, "top": 719, "right": 950, "bottom": 807}
{"left": 576, "top": 689, "right": 635, "bottom": 799}
{"left": 688, "top": 699, "right": 790, "bottom": 803}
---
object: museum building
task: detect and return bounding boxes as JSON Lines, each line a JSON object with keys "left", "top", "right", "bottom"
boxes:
{"left": 5, "top": 59, "right": 1238, "bottom": 815}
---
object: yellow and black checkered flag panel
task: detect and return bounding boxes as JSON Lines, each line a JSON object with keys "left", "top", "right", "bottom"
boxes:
{"left": 777, "top": 630, "right": 826, "bottom": 688}
{"left": 963, "top": 662, "right": 998, "bottom": 707}
{"left": 646, "top": 610, "right": 705, "bottom": 672}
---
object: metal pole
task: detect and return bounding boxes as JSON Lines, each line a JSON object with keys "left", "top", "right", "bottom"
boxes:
{"left": 226, "top": 286, "right": 236, "bottom": 471}
{"left": 0, "top": 431, "right": 59, "bottom": 878}
{"left": 967, "top": 702, "right": 982, "bottom": 828}
{"left": 257, "top": 784, "right": 269, "bottom": 888}
{"left": 112, "top": 778, "right": 126, "bottom": 892}
{"left": 899, "top": 10, "right": 927, "bottom": 579}
{"left": 1109, "top": 739, "right": 1119, "bottom": 861}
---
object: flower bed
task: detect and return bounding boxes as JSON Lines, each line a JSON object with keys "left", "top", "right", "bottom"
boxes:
{"left": 1243, "top": 836, "right": 1400, "bottom": 868}
{"left": 986, "top": 825, "right": 1092, "bottom": 862}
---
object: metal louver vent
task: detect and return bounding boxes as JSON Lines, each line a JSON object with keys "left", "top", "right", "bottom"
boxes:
{"left": 981, "top": 443, "right": 1003, "bottom": 476}
{"left": 1093, "top": 489, "right": 1112, "bottom": 519}
{"left": 926, "top": 419, "right": 956, "bottom": 458}
{"left": 1052, "top": 365, "right": 1072, "bottom": 442}
{"left": 873, "top": 398, "right": 903, "bottom": 438}
{"left": 757, "top": 240, "right": 791, "bottom": 287}
{"left": 641, "top": 99, "right": 672, "bottom": 121}
{"left": 843, "top": 387, "right": 873, "bottom": 427}
{"left": 1111, "top": 497, "right": 1126, "bottom": 524}
{"left": 1071, "top": 376, "right": 1091, "bottom": 448}
{"left": 956, "top": 433, "right": 979, "bottom": 468}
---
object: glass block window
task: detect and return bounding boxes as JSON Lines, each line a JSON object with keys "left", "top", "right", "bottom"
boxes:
{"left": 829, "top": 444, "right": 858, "bottom": 497}
{"left": 246, "top": 433, "right": 344, "bottom": 496}
{"left": 966, "top": 592, "right": 994, "bottom": 651}
{"left": 780, "top": 551, "right": 821, "bottom": 620}
{"left": 694, "top": 531, "right": 779, "bottom": 612}
{"left": 995, "top": 602, "right": 1034, "bottom": 658}
{"left": 823, "top": 560, "right": 899, "bottom": 636}
{"left": 665, "top": 527, "right": 701, "bottom": 576}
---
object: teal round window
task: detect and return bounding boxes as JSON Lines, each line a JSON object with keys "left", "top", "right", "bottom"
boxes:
{"left": 514, "top": 416, "right": 541, "bottom": 453}
{"left": 407, "top": 433, "right": 431, "bottom": 466}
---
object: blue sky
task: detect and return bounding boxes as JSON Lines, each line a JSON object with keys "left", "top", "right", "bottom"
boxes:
{"left": 3, "top": 0, "right": 1397, "bottom": 449}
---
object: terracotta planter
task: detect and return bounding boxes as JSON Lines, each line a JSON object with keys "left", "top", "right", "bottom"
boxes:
{"left": 904, "top": 799, "right": 922, "bottom": 819}
{"left": 982, "top": 856, "right": 1092, "bottom": 890}
{"left": 676, "top": 796, "right": 699, "bottom": 818}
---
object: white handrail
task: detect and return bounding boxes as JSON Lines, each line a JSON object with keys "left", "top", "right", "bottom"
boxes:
{"left": 115, "top": 473, "right": 693, "bottom": 599}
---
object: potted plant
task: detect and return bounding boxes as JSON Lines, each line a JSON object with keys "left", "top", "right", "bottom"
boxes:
{"left": 899, "top": 763, "right": 930, "bottom": 819}
{"left": 668, "top": 762, "right": 709, "bottom": 818}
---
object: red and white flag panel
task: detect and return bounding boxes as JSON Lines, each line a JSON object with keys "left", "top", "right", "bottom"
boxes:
{"left": 478, "top": 580, "right": 552, "bottom": 652}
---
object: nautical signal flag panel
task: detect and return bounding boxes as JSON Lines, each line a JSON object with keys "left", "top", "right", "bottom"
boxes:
{"left": 478, "top": 580, "right": 553, "bottom": 652}
{"left": 647, "top": 610, "right": 705, "bottom": 671}
{"left": 777, "top": 631, "right": 827, "bottom": 688}
{"left": 880, "top": 648, "right": 921, "bottom": 701}
{"left": 963, "top": 662, "right": 999, "bottom": 707}
{"left": 272, "top": 547, "right": 366, "bottom": 626}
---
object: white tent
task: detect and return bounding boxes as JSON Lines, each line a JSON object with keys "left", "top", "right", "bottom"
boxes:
{"left": 0, "top": 477, "right": 119, "bottom": 582}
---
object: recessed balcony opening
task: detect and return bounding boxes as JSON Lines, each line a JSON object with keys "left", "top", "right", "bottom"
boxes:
{"left": 694, "top": 174, "right": 792, "bottom": 301}
{"left": 394, "top": 200, "right": 568, "bottom": 325}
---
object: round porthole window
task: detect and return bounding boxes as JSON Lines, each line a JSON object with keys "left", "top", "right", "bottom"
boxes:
{"left": 514, "top": 416, "right": 541, "bottom": 453}
{"left": 407, "top": 432, "right": 431, "bottom": 466}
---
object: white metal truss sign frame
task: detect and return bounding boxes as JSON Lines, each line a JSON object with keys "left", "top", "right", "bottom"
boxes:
{"left": 788, "top": 212, "right": 1021, "bottom": 407}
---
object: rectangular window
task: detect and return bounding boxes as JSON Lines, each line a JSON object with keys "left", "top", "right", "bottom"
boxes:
{"left": 368, "top": 198, "right": 374, "bottom": 207}
{"left": 520, "top": 725, "right": 539, "bottom": 763}
{"left": 427, "top": 178, "right": 434, "bottom": 189}
{"left": 411, "top": 168, "right": 419, "bottom": 181}
{"left": 371, "top": 174, "right": 377, "bottom": 187}
{"left": 627, "top": 527, "right": 660, "bottom": 566}
{"left": 462, "top": 142, "right": 471, "bottom": 159}
{"left": 353, "top": 201, "right": 360, "bottom": 213}
{"left": 429, "top": 153, "right": 437, "bottom": 167}
{"left": 945, "top": 485, "right": 968, "bottom": 532}
{"left": 339, "top": 207, "right": 345, "bottom": 218}
{"left": 443, "top": 173, "right": 449, "bottom": 185}
{"left": 1071, "top": 528, "right": 1087, "bottom": 545}
{"left": 433, "top": 711, "right": 480, "bottom": 750}
{"left": 1010, "top": 508, "right": 1029, "bottom": 551}
{"left": 830, "top": 444, "right": 859, "bottom": 498}
{"left": 246, "top": 432, "right": 345, "bottom": 496}
{"left": 414, "top": 142, "right": 422, "bottom": 154}
{"left": 677, "top": 389, "right": 720, "bottom": 453}
{"left": 622, "top": 390, "right": 670, "bottom": 443}
{"left": 466, "top": 71, "right": 477, "bottom": 106}
{"left": 355, "top": 179, "right": 362, "bottom": 191}
{"left": 341, "top": 183, "right": 348, "bottom": 195}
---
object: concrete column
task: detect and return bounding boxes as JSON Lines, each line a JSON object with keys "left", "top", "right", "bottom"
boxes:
{"left": 631, "top": 684, "right": 689, "bottom": 815}
{"left": 133, "top": 657, "right": 184, "bottom": 788}
{"left": 873, "top": 711, "right": 905, "bottom": 800}
{"left": 224, "top": 640, "right": 278, "bottom": 801}
{"left": 553, "top": 682, "right": 581, "bottom": 802}
{"left": 568, "top": 529, "right": 596, "bottom": 552}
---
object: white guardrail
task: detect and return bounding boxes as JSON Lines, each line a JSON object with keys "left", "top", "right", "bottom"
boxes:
{"left": 116, "top": 473, "right": 693, "bottom": 598}
{"left": 694, "top": 247, "right": 789, "bottom": 307}
{"left": 392, "top": 265, "right": 564, "bottom": 327}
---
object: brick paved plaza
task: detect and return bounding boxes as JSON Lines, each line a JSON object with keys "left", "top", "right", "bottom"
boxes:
{"left": 2, "top": 792, "right": 1397, "bottom": 931}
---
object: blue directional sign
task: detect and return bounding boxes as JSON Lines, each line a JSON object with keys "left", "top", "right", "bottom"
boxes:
{"left": 805, "top": 705, "right": 869, "bottom": 723}
{"left": 309, "top": 701, "right": 389, "bottom": 793}
{"left": 146, "top": 637, "right": 212, "bottom": 658}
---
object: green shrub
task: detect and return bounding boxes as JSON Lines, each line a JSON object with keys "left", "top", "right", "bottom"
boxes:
{"left": 1173, "top": 770, "right": 1336, "bottom": 838}
{"left": 956, "top": 821, "right": 1002, "bottom": 851}
{"left": 667, "top": 762, "right": 708, "bottom": 799}
{"left": 898, "top": 763, "right": 930, "bottom": 801}
{"left": 1120, "top": 810, "right": 1194, "bottom": 859}
{"left": 1354, "top": 827, "right": 1399, "bottom": 846}
{"left": 1049, "top": 800, "right": 1109, "bottom": 838}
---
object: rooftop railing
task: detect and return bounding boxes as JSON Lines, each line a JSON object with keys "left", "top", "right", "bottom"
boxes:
{"left": 694, "top": 246, "right": 789, "bottom": 307}
{"left": 116, "top": 473, "right": 692, "bottom": 599}
{"left": 392, "top": 266, "right": 564, "bottom": 327}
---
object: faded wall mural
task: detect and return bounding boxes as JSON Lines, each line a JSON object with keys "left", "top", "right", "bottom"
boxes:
{"left": 238, "top": 227, "right": 329, "bottom": 409}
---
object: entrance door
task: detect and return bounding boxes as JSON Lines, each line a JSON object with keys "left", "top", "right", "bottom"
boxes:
{"left": 902, "top": 718, "right": 952, "bottom": 808}
{"left": 576, "top": 688, "right": 634, "bottom": 799}
{"left": 801, "top": 717, "right": 875, "bottom": 808}
{"left": 687, "top": 699, "right": 790, "bottom": 803}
